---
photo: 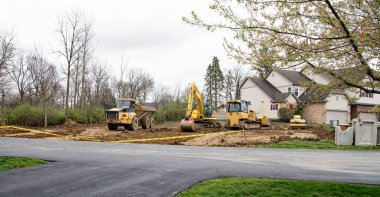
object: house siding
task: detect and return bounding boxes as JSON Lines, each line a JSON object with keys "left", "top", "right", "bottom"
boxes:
{"left": 301, "top": 67, "right": 330, "bottom": 85}
{"left": 266, "top": 71, "right": 305, "bottom": 96}
{"left": 346, "top": 90, "right": 380, "bottom": 105}
{"left": 240, "top": 79, "right": 277, "bottom": 118}
{"left": 325, "top": 94, "right": 349, "bottom": 111}
{"left": 266, "top": 71, "right": 292, "bottom": 92}
{"left": 350, "top": 104, "right": 375, "bottom": 120}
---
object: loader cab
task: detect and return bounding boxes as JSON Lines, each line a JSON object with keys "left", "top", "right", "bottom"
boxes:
{"left": 116, "top": 99, "right": 135, "bottom": 112}
{"left": 227, "top": 100, "right": 251, "bottom": 113}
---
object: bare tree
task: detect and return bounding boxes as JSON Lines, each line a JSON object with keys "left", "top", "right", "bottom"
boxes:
{"left": 113, "top": 58, "right": 154, "bottom": 103}
{"left": 7, "top": 51, "right": 32, "bottom": 102}
{"left": 79, "top": 19, "right": 94, "bottom": 108}
{"left": 0, "top": 29, "right": 16, "bottom": 125}
{"left": 91, "top": 61, "right": 109, "bottom": 106}
{"left": 28, "top": 51, "right": 60, "bottom": 127}
{"left": 56, "top": 11, "right": 85, "bottom": 120}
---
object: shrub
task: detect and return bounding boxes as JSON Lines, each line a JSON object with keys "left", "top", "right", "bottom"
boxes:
{"left": 7, "top": 103, "right": 65, "bottom": 126}
{"left": 293, "top": 105, "right": 303, "bottom": 115}
{"left": 68, "top": 106, "right": 105, "bottom": 124}
{"left": 277, "top": 107, "right": 294, "bottom": 120}
{"left": 154, "top": 102, "right": 187, "bottom": 123}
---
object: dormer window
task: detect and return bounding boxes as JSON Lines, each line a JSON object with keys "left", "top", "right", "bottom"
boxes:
{"left": 288, "top": 87, "right": 292, "bottom": 92}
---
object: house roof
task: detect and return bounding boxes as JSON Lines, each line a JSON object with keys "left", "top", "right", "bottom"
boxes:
{"left": 298, "top": 88, "right": 347, "bottom": 103}
{"left": 302, "top": 64, "right": 368, "bottom": 83}
{"left": 246, "top": 77, "right": 296, "bottom": 102}
{"left": 298, "top": 89, "right": 330, "bottom": 103}
{"left": 276, "top": 70, "right": 312, "bottom": 85}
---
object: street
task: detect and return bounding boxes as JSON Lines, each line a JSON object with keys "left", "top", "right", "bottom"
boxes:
{"left": 1, "top": 138, "right": 380, "bottom": 197}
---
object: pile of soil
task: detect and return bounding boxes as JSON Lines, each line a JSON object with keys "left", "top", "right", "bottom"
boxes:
{"left": 182, "top": 129, "right": 319, "bottom": 147}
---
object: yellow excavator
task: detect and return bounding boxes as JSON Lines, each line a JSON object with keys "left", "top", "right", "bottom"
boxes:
{"left": 225, "top": 100, "right": 269, "bottom": 129}
{"left": 180, "top": 82, "right": 220, "bottom": 132}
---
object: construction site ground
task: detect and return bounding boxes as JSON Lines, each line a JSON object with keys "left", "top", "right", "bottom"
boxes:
{"left": 0, "top": 121, "right": 334, "bottom": 147}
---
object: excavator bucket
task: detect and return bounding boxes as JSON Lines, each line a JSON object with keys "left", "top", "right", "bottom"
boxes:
{"left": 180, "top": 118, "right": 196, "bottom": 132}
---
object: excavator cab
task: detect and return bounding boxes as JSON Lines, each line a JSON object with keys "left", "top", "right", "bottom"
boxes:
{"left": 204, "top": 104, "right": 214, "bottom": 118}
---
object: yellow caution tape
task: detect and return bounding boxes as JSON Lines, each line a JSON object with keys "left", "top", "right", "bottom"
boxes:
{"left": 114, "top": 130, "right": 243, "bottom": 143}
{"left": 0, "top": 126, "right": 62, "bottom": 137}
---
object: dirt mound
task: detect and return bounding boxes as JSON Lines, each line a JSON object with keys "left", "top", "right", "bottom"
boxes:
{"left": 182, "top": 130, "right": 319, "bottom": 147}
{"left": 63, "top": 119, "right": 78, "bottom": 127}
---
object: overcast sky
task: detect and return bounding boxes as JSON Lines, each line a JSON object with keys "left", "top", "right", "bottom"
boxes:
{"left": 1, "top": 0, "right": 248, "bottom": 90}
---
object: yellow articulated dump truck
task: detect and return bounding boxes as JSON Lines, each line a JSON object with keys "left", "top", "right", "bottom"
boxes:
{"left": 105, "top": 98, "right": 156, "bottom": 131}
{"left": 226, "top": 100, "right": 269, "bottom": 129}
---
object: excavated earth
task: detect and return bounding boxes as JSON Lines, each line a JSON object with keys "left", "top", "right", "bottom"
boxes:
{"left": 0, "top": 121, "right": 333, "bottom": 147}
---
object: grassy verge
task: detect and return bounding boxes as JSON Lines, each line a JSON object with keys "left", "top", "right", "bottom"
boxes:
{"left": 177, "top": 177, "right": 380, "bottom": 197}
{"left": 0, "top": 156, "right": 47, "bottom": 172}
{"left": 256, "top": 139, "right": 380, "bottom": 150}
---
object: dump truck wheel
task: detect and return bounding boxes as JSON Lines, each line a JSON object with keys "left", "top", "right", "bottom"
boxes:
{"left": 128, "top": 117, "right": 138, "bottom": 131}
{"left": 141, "top": 117, "right": 151, "bottom": 129}
{"left": 149, "top": 117, "right": 154, "bottom": 129}
{"left": 108, "top": 124, "right": 118, "bottom": 131}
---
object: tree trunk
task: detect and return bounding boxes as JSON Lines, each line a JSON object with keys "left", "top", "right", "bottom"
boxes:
{"left": 64, "top": 63, "right": 71, "bottom": 121}
{"left": 44, "top": 103, "right": 48, "bottom": 128}
{"left": 1, "top": 90, "right": 5, "bottom": 126}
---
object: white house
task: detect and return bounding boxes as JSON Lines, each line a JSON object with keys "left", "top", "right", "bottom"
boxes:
{"left": 302, "top": 65, "right": 380, "bottom": 120}
{"left": 266, "top": 70, "right": 310, "bottom": 97}
{"left": 240, "top": 77, "right": 298, "bottom": 119}
{"left": 240, "top": 68, "right": 363, "bottom": 124}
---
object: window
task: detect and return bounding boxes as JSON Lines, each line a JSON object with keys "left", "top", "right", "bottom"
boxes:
{"left": 270, "top": 104, "right": 278, "bottom": 111}
{"left": 227, "top": 103, "right": 241, "bottom": 112}
{"left": 294, "top": 87, "right": 299, "bottom": 96}
{"left": 360, "top": 90, "right": 373, "bottom": 98}
{"left": 288, "top": 87, "right": 292, "bottom": 93}
{"left": 241, "top": 101, "right": 248, "bottom": 112}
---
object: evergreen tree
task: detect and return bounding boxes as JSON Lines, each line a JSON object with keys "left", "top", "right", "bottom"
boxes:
{"left": 204, "top": 56, "right": 224, "bottom": 110}
{"left": 204, "top": 64, "right": 213, "bottom": 105}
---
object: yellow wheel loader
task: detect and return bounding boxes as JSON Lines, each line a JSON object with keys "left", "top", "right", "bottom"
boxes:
{"left": 105, "top": 98, "right": 156, "bottom": 131}
{"left": 180, "top": 82, "right": 221, "bottom": 132}
{"left": 226, "top": 100, "right": 269, "bottom": 130}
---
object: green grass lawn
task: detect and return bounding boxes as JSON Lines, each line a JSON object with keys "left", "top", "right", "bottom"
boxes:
{"left": 0, "top": 156, "right": 47, "bottom": 172}
{"left": 177, "top": 177, "right": 380, "bottom": 197}
{"left": 257, "top": 139, "right": 380, "bottom": 150}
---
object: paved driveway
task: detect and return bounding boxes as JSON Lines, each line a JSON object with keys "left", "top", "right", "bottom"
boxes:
{"left": 1, "top": 138, "right": 380, "bottom": 196}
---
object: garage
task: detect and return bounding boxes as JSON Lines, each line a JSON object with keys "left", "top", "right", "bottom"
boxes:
{"left": 325, "top": 110, "right": 348, "bottom": 125}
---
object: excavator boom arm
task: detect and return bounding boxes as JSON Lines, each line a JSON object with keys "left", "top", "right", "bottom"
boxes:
{"left": 185, "top": 82, "right": 204, "bottom": 119}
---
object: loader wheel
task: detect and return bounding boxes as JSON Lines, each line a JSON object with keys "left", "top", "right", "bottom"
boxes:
{"left": 149, "top": 117, "right": 155, "bottom": 129}
{"left": 108, "top": 124, "right": 118, "bottom": 131}
{"left": 128, "top": 117, "right": 139, "bottom": 131}
{"left": 141, "top": 117, "right": 151, "bottom": 129}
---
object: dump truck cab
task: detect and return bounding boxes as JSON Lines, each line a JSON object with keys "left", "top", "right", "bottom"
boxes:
{"left": 105, "top": 98, "right": 155, "bottom": 131}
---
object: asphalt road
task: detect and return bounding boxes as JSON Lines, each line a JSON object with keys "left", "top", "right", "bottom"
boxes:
{"left": 1, "top": 138, "right": 380, "bottom": 197}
